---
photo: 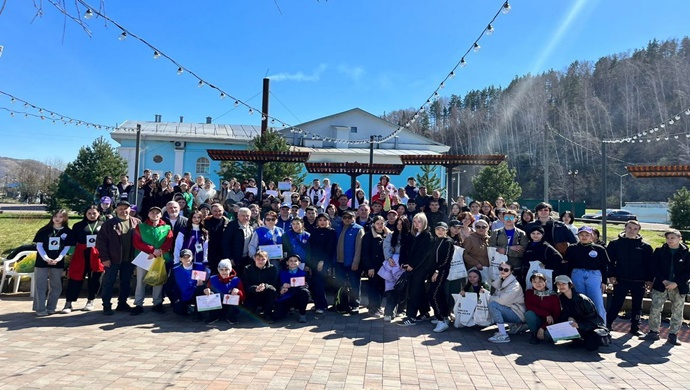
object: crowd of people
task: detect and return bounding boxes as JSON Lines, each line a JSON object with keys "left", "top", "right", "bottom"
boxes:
{"left": 28, "top": 172, "right": 689, "bottom": 352}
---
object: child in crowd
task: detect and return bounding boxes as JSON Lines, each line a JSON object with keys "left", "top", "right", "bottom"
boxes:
{"left": 274, "top": 255, "right": 311, "bottom": 323}
{"left": 203, "top": 259, "right": 244, "bottom": 325}
{"left": 377, "top": 250, "right": 405, "bottom": 322}
{"left": 166, "top": 249, "right": 208, "bottom": 319}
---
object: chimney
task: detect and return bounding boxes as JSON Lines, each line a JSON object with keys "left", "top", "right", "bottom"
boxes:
{"left": 154, "top": 114, "right": 162, "bottom": 123}
{"left": 179, "top": 116, "right": 184, "bottom": 123}
{"left": 205, "top": 116, "right": 212, "bottom": 124}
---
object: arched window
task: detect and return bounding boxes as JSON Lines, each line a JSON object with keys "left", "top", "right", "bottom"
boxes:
{"left": 196, "top": 157, "right": 210, "bottom": 174}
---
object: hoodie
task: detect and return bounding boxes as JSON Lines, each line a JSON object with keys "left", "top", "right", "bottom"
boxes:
{"left": 606, "top": 233, "right": 653, "bottom": 282}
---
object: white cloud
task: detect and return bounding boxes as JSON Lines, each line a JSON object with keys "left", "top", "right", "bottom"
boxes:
{"left": 268, "top": 64, "right": 327, "bottom": 82}
{"left": 337, "top": 64, "right": 365, "bottom": 81}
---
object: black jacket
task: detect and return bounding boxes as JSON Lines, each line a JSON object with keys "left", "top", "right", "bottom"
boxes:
{"left": 405, "top": 229, "right": 435, "bottom": 274}
{"left": 606, "top": 233, "right": 653, "bottom": 282}
{"left": 361, "top": 228, "right": 387, "bottom": 271}
{"left": 558, "top": 289, "right": 602, "bottom": 330}
{"left": 651, "top": 243, "right": 690, "bottom": 295}
{"left": 222, "top": 219, "right": 251, "bottom": 263}
{"left": 205, "top": 216, "right": 229, "bottom": 267}
{"left": 523, "top": 240, "right": 564, "bottom": 276}
{"left": 308, "top": 227, "right": 337, "bottom": 270}
{"left": 243, "top": 262, "right": 280, "bottom": 293}
{"left": 565, "top": 243, "right": 610, "bottom": 278}
{"left": 431, "top": 237, "right": 455, "bottom": 278}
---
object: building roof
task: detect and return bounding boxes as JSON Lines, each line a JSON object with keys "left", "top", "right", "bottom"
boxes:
{"left": 112, "top": 120, "right": 262, "bottom": 142}
{"left": 289, "top": 146, "right": 441, "bottom": 157}
{"left": 626, "top": 165, "right": 690, "bottom": 178}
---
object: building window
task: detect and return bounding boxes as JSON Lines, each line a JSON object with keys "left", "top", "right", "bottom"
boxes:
{"left": 350, "top": 126, "right": 358, "bottom": 133}
{"left": 196, "top": 157, "right": 210, "bottom": 174}
{"left": 153, "top": 155, "right": 163, "bottom": 163}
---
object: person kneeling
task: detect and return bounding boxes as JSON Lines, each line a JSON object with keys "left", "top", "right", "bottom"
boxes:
{"left": 487, "top": 262, "right": 527, "bottom": 343}
{"left": 554, "top": 275, "right": 603, "bottom": 351}
{"left": 274, "top": 255, "right": 311, "bottom": 323}
{"left": 166, "top": 249, "right": 207, "bottom": 319}
{"left": 203, "top": 259, "right": 244, "bottom": 325}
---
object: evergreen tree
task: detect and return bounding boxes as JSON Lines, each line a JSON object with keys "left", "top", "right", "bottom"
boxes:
{"left": 669, "top": 187, "right": 690, "bottom": 230}
{"left": 471, "top": 162, "right": 522, "bottom": 203}
{"left": 217, "top": 129, "right": 306, "bottom": 186}
{"left": 48, "top": 137, "right": 128, "bottom": 213}
{"left": 416, "top": 164, "right": 443, "bottom": 193}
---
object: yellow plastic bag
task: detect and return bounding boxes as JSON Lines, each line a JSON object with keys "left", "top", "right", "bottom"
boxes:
{"left": 13, "top": 253, "right": 36, "bottom": 273}
{"left": 143, "top": 256, "right": 168, "bottom": 286}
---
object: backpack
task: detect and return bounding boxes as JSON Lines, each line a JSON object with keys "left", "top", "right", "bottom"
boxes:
{"left": 334, "top": 284, "right": 352, "bottom": 314}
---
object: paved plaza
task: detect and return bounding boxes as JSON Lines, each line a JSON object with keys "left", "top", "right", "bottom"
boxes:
{"left": 0, "top": 295, "right": 689, "bottom": 390}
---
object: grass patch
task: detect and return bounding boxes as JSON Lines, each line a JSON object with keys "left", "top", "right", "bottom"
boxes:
{"left": 0, "top": 217, "right": 46, "bottom": 256}
{"left": 574, "top": 221, "right": 667, "bottom": 248}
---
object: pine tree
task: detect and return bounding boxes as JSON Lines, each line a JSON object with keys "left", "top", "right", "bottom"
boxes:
{"left": 416, "top": 164, "right": 443, "bottom": 193}
{"left": 217, "top": 129, "right": 306, "bottom": 186}
{"left": 471, "top": 162, "right": 522, "bottom": 203}
{"left": 669, "top": 187, "right": 690, "bottom": 230}
{"left": 48, "top": 136, "right": 128, "bottom": 213}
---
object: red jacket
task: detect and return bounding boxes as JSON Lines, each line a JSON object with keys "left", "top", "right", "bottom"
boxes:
{"left": 133, "top": 219, "right": 174, "bottom": 255}
{"left": 525, "top": 289, "right": 561, "bottom": 329}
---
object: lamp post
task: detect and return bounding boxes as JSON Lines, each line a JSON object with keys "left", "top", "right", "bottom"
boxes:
{"left": 613, "top": 172, "right": 630, "bottom": 209}
{"left": 454, "top": 169, "right": 466, "bottom": 201}
{"left": 567, "top": 169, "right": 578, "bottom": 214}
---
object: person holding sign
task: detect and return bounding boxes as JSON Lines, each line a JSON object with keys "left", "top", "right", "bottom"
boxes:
{"left": 33, "top": 209, "right": 74, "bottom": 316}
{"left": 203, "top": 259, "right": 244, "bottom": 325}
{"left": 166, "top": 249, "right": 207, "bottom": 318}
{"left": 524, "top": 272, "right": 561, "bottom": 344}
{"left": 131, "top": 206, "right": 174, "bottom": 316}
{"left": 62, "top": 206, "right": 104, "bottom": 314}
{"left": 243, "top": 251, "right": 280, "bottom": 320}
{"left": 554, "top": 274, "right": 603, "bottom": 351}
{"left": 248, "top": 211, "right": 284, "bottom": 268}
{"left": 274, "top": 255, "right": 311, "bottom": 323}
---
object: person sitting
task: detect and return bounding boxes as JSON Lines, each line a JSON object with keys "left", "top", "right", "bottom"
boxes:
{"left": 165, "top": 249, "right": 207, "bottom": 319}
{"left": 554, "top": 274, "right": 603, "bottom": 351}
{"left": 487, "top": 262, "right": 526, "bottom": 343}
{"left": 242, "top": 251, "right": 279, "bottom": 321}
{"left": 524, "top": 272, "right": 561, "bottom": 344}
{"left": 274, "top": 255, "right": 311, "bottom": 323}
{"left": 203, "top": 259, "right": 244, "bottom": 325}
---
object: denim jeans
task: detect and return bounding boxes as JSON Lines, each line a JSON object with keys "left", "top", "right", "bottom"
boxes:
{"left": 524, "top": 310, "right": 543, "bottom": 333}
{"left": 488, "top": 300, "right": 522, "bottom": 324}
{"left": 571, "top": 268, "right": 606, "bottom": 323}
{"left": 101, "top": 261, "right": 134, "bottom": 308}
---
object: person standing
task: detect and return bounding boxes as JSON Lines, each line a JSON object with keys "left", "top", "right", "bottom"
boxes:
{"left": 173, "top": 211, "right": 208, "bottom": 266}
{"left": 565, "top": 226, "right": 610, "bottom": 323}
{"left": 489, "top": 209, "right": 528, "bottom": 282}
{"left": 399, "top": 213, "right": 435, "bottom": 326}
{"left": 308, "top": 213, "right": 337, "bottom": 313}
{"left": 307, "top": 178, "right": 327, "bottom": 213}
{"left": 33, "top": 209, "right": 74, "bottom": 316}
{"left": 96, "top": 200, "right": 140, "bottom": 315}
{"left": 605, "top": 220, "right": 653, "bottom": 336}
{"left": 222, "top": 207, "right": 253, "bottom": 276}
{"left": 335, "top": 210, "right": 365, "bottom": 314}
{"left": 641, "top": 229, "right": 690, "bottom": 346}
{"left": 131, "top": 206, "right": 174, "bottom": 315}
{"left": 207, "top": 203, "right": 230, "bottom": 272}
{"left": 526, "top": 202, "right": 577, "bottom": 255}
{"left": 428, "top": 222, "right": 455, "bottom": 333}
{"left": 361, "top": 216, "right": 389, "bottom": 316}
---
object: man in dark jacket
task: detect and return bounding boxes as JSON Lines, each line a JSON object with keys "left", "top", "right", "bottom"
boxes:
{"left": 642, "top": 229, "right": 690, "bottom": 346}
{"left": 605, "top": 221, "right": 653, "bottom": 335}
{"left": 243, "top": 251, "right": 280, "bottom": 320}
{"left": 308, "top": 213, "right": 338, "bottom": 313}
{"left": 525, "top": 202, "right": 577, "bottom": 255}
{"left": 96, "top": 200, "right": 140, "bottom": 315}
{"left": 221, "top": 206, "right": 253, "bottom": 276}
{"left": 206, "top": 203, "right": 230, "bottom": 273}
{"left": 425, "top": 199, "right": 448, "bottom": 236}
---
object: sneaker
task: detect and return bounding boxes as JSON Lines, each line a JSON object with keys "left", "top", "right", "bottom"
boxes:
{"left": 130, "top": 306, "right": 144, "bottom": 316}
{"left": 298, "top": 314, "right": 307, "bottom": 323}
{"left": 36, "top": 311, "right": 49, "bottom": 317}
{"left": 151, "top": 304, "right": 165, "bottom": 314}
{"left": 667, "top": 333, "right": 681, "bottom": 346}
{"left": 83, "top": 300, "right": 95, "bottom": 312}
{"left": 103, "top": 306, "right": 114, "bottom": 316}
{"left": 416, "top": 314, "right": 431, "bottom": 322}
{"left": 399, "top": 317, "right": 417, "bottom": 327}
{"left": 115, "top": 303, "right": 132, "bottom": 312}
{"left": 61, "top": 303, "right": 73, "bottom": 314}
{"left": 431, "top": 319, "right": 439, "bottom": 325}
{"left": 349, "top": 307, "right": 359, "bottom": 315}
{"left": 641, "top": 331, "right": 660, "bottom": 341}
{"left": 488, "top": 333, "right": 511, "bottom": 343}
{"left": 508, "top": 323, "right": 529, "bottom": 335}
{"left": 383, "top": 315, "right": 392, "bottom": 322}
{"left": 629, "top": 326, "right": 645, "bottom": 337}
{"left": 315, "top": 309, "right": 325, "bottom": 314}
{"left": 529, "top": 333, "right": 541, "bottom": 344}
{"left": 47, "top": 309, "right": 57, "bottom": 315}
{"left": 205, "top": 318, "right": 219, "bottom": 326}
{"left": 433, "top": 321, "right": 450, "bottom": 333}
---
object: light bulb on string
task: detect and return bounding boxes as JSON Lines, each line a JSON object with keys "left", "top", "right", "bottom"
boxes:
{"left": 270, "top": 119, "right": 275, "bottom": 124}
{"left": 23, "top": 103, "right": 28, "bottom": 108}
{"left": 84, "top": 9, "right": 93, "bottom": 19}
{"left": 675, "top": 135, "right": 679, "bottom": 139}
{"left": 153, "top": 51, "right": 161, "bottom": 59}
{"left": 440, "top": 82, "right": 445, "bottom": 89}
{"left": 177, "top": 67, "right": 184, "bottom": 75}
{"left": 434, "top": 91, "right": 439, "bottom": 97}
{"left": 24, "top": 113, "right": 28, "bottom": 118}
{"left": 220, "top": 92, "right": 226, "bottom": 99}
{"left": 675, "top": 115, "right": 681, "bottom": 120}
{"left": 460, "top": 58, "right": 467, "bottom": 67}
{"left": 9, "top": 112, "right": 14, "bottom": 117}
{"left": 197, "top": 80, "right": 204, "bottom": 88}
{"left": 660, "top": 123, "right": 665, "bottom": 128}
{"left": 10, "top": 97, "right": 15, "bottom": 103}
{"left": 261, "top": 115, "right": 267, "bottom": 121}
{"left": 449, "top": 71, "right": 455, "bottom": 79}
{"left": 669, "top": 119, "right": 675, "bottom": 125}
{"left": 234, "top": 101, "right": 239, "bottom": 107}
{"left": 119, "top": 32, "right": 127, "bottom": 41}
{"left": 249, "top": 109, "right": 254, "bottom": 115}
{"left": 642, "top": 131, "right": 647, "bottom": 135}
{"left": 685, "top": 109, "right": 690, "bottom": 115}
{"left": 502, "top": 1, "right": 511, "bottom": 14}
{"left": 486, "top": 24, "right": 494, "bottom": 35}
{"left": 473, "top": 42, "right": 481, "bottom": 52}
{"left": 52, "top": 120, "right": 56, "bottom": 125}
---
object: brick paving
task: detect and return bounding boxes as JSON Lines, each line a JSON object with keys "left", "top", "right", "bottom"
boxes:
{"left": 1, "top": 295, "right": 689, "bottom": 390}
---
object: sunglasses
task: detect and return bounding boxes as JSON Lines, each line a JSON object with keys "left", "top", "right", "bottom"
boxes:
{"left": 475, "top": 225, "right": 488, "bottom": 229}
{"left": 498, "top": 267, "right": 511, "bottom": 272}
{"left": 504, "top": 216, "right": 516, "bottom": 221}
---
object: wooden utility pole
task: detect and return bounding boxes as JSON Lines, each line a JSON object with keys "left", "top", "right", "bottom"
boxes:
{"left": 261, "top": 78, "right": 270, "bottom": 136}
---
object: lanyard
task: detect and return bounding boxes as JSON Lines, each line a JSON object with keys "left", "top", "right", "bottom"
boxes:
{"left": 87, "top": 222, "right": 98, "bottom": 235}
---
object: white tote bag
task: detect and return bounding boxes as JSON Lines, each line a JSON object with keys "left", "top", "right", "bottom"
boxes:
{"left": 486, "top": 247, "right": 508, "bottom": 285}
{"left": 453, "top": 292, "right": 478, "bottom": 328}
{"left": 473, "top": 290, "right": 493, "bottom": 327}
{"left": 447, "top": 245, "right": 467, "bottom": 281}
{"left": 524, "top": 261, "right": 555, "bottom": 291}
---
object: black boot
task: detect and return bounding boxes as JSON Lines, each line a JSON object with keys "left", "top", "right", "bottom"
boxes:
{"left": 667, "top": 333, "right": 681, "bottom": 346}
{"left": 629, "top": 323, "right": 645, "bottom": 337}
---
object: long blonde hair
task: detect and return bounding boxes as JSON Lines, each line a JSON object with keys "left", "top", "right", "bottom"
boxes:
{"left": 412, "top": 212, "right": 428, "bottom": 235}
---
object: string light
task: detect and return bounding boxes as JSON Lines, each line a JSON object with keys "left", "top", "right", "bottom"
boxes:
{"left": 486, "top": 24, "right": 494, "bottom": 35}
{"left": 197, "top": 80, "right": 204, "bottom": 88}
{"left": 604, "top": 106, "right": 690, "bottom": 144}
{"left": 460, "top": 58, "right": 467, "bottom": 67}
{"left": 473, "top": 42, "right": 481, "bottom": 52}
{"left": 118, "top": 32, "right": 127, "bottom": 41}
{"left": 153, "top": 51, "right": 161, "bottom": 59}
{"left": 84, "top": 9, "right": 93, "bottom": 19}
{"left": 449, "top": 71, "right": 455, "bottom": 79}
{"left": 234, "top": 100, "right": 239, "bottom": 107}
{"left": 502, "top": 1, "right": 511, "bottom": 14}
{"left": 220, "top": 92, "right": 226, "bottom": 99}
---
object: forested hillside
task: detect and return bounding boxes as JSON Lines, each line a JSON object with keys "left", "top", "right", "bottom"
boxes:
{"left": 385, "top": 38, "right": 690, "bottom": 207}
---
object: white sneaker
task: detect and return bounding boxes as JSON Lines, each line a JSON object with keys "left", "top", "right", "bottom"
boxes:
{"left": 431, "top": 319, "right": 439, "bottom": 325}
{"left": 315, "top": 309, "right": 324, "bottom": 314}
{"left": 83, "top": 301, "right": 95, "bottom": 311}
{"left": 488, "top": 333, "right": 511, "bottom": 343}
{"left": 433, "top": 321, "right": 450, "bottom": 333}
{"left": 383, "top": 315, "right": 392, "bottom": 322}
{"left": 61, "top": 303, "right": 72, "bottom": 314}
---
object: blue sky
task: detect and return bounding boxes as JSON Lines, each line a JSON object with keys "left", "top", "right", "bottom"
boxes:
{"left": 0, "top": 0, "right": 688, "bottom": 163}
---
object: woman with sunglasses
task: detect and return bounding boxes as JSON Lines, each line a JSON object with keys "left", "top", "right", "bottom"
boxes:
{"left": 487, "top": 262, "right": 526, "bottom": 343}
{"left": 248, "top": 211, "right": 284, "bottom": 267}
{"left": 489, "top": 209, "right": 528, "bottom": 286}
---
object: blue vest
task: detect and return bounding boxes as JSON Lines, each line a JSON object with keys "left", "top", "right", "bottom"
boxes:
{"left": 172, "top": 263, "right": 205, "bottom": 302}
{"left": 209, "top": 274, "right": 241, "bottom": 295}
{"left": 254, "top": 226, "right": 284, "bottom": 246}
{"left": 277, "top": 268, "right": 308, "bottom": 302}
{"left": 285, "top": 230, "right": 310, "bottom": 260}
{"left": 341, "top": 223, "right": 363, "bottom": 267}
{"left": 180, "top": 228, "right": 206, "bottom": 264}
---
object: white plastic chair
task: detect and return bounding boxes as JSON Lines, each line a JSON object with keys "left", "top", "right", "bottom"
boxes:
{"left": 0, "top": 250, "right": 36, "bottom": 297}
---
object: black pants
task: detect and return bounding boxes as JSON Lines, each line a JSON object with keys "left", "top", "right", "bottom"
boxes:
{"left": 244, "top": 289, "right": 278, "bottom": 316}
{"left": 65, "top": 272, "right": 102, "bottom": 302}
{"left": 366, "top": 273, "right": 385, "bottom": 311}
{"left": 606, "top": 279, "right": 645, "bottom": 328}
{"left": 428, "top": 272, "right": 448, "bottom": 320}
{"left": 405, "top": 271, "right": 430, "bottom": 319}
{"left": 274, "top": 288, "right": 310, "bottom": 319}
{"left": 207, "top": 304, "right": 240, "bottom": 321}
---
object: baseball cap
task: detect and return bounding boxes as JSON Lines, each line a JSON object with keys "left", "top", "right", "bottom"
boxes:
{"left": 149, "top": 206, "right": 163, "bottom": 213}
{"left": 180, "top": 249, "right": 193, "bottom": 258}
{"left": 577, "top": 226, "right": 594, "bottom": 235}
{"left": 435, "top": 222, "right": 448, "bottom": 230}
{"left": 280, "top": 202, "right": 291, "bottom": 208}
{"left": 116, "top": 200, "right": 131, "bottom": 208}
{"left": 100, "top": 196, "right": 112, "bottom": 204}
{"left": 554, "top": 275, "right": 573, "bottom": 285}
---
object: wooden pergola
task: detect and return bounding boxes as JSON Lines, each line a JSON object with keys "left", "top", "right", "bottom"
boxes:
{"left": 626, "top": 165, "right": 690, "bottom": 178}
{"left": 305, "top": 162, "right": 405, "bottom": 203}
{"left": 206, "top": 150, "right": 311, "bottom": 201}
{"left": 400, "top": 154, "right": 507, "bottom": 199}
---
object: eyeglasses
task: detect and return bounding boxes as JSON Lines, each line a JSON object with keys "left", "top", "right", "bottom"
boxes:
{"left": 504, "top": 216, "right": 516, "bottom": 221}
{"left": 498, "top": 267, "right": 511, "bottom": 272}
{"left": 475, "top": 225, "right": 488, "bottom": 229}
